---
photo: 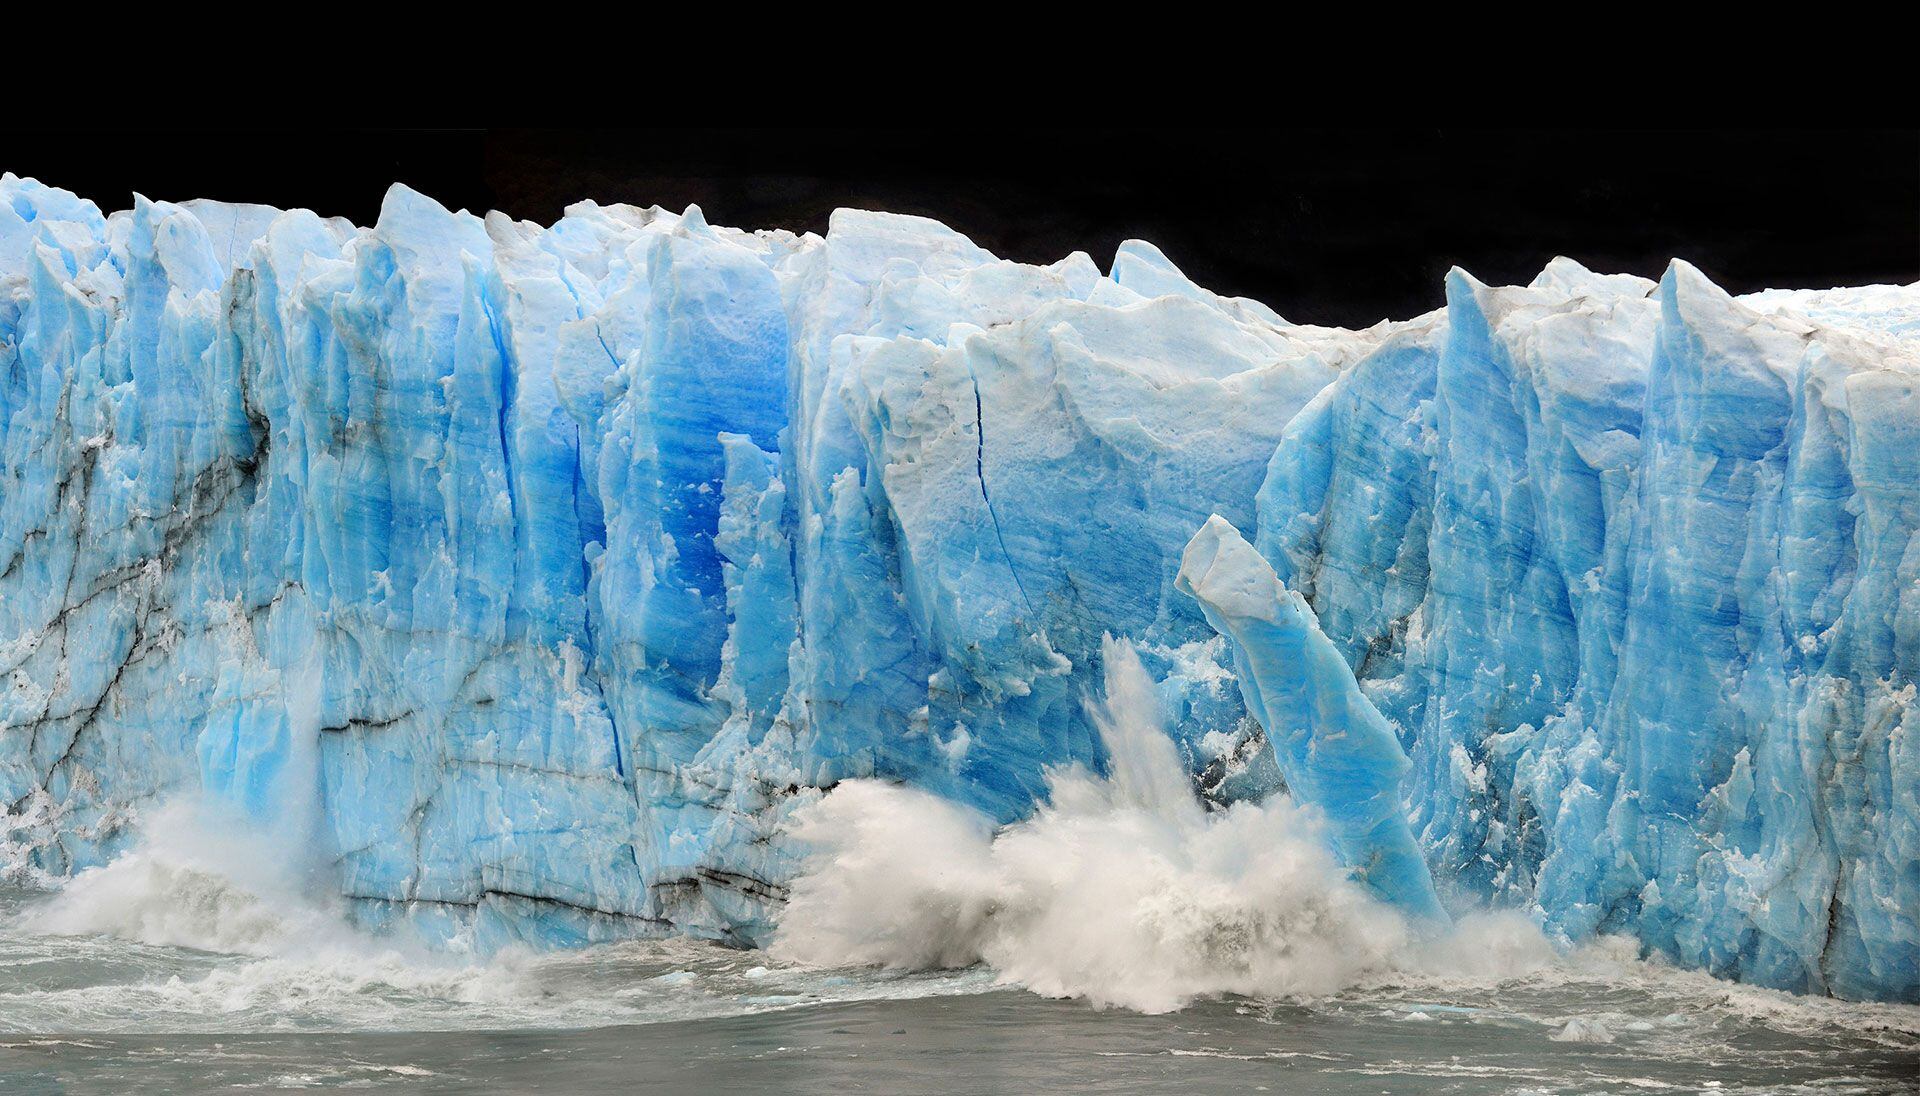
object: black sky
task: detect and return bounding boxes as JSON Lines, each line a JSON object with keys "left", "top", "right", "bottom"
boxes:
{"left": 7, "top": 128, "right": 1916, "bottom": 328}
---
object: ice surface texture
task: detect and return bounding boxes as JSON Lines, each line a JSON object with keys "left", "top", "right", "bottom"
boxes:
{"left": 1, "top": 175, "right": 1915, "bottom": 1000}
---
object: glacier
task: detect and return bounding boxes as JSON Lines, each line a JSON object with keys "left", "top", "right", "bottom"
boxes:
{"left": 1, "top": 172, "right": 1916, "bottom": 1001}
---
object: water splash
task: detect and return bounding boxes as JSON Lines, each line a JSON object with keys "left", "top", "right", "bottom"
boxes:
{"left": 0, "top": 801, "right": 981, "bottom": 1035}
{"left": 21, "top": 800, "right": 353, "bottom": 957}
{"left": 773, "top": 637, "right": 1556, "bottom": 1012}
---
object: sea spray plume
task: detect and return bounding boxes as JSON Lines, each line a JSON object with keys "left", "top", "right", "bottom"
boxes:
{"left": 1077, "top": 635, "right": 1205, "bottom": 824}
{"left": 9, "top": 797, "right": 654, "bottom": 1033}
{"left": 29, "top": 643, "right": 344, "bottom": 955}
{"left": 24, "top": 799, "right": 359, "bottom": 957}
{"left": 772, "top": 637, "right": 1419, "bottom": 1012}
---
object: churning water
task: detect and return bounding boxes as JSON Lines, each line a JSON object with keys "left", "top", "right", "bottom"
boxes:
{"left": 4, "top": 643, "right": 1917, "bottom": 1092}
{"left": 5, "top": 891, "right": 1919, "bottom": 1094}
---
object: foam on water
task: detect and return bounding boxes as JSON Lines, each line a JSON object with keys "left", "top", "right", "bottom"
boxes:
{"left": 0, "top": 804, "right": 988, "bottom": 1035}
{"left": 0, "top": 882, "right": 991, "bottom": 1037}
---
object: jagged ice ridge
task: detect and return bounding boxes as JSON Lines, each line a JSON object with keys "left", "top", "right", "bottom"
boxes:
{"left": 1, "top": 173, "right": 1916, "bottom": 1001}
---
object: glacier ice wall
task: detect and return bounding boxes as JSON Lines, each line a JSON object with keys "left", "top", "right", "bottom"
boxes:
{"left": 1, "top": 173, "right": 1916, "bottom": 1000}
{"left": 1254, "top": 259, "right": 1920, "bottom": 999}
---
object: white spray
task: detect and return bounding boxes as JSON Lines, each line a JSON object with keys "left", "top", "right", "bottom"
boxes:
{"left": 22, "top": 799, "right": 353, "bottom": 956}
{"left": 24, "top": 618, "right": 359, "bottom": 959}
{"left": 772, "top": 636, "right": 1554, "bottom": 1012}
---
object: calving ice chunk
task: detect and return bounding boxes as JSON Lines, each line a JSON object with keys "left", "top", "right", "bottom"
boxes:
{"left": 0, "top": 173, "right": 1916, "bottom": 1003}
{"left": 1175, "top": 515, "right": 1446, "bottom": 925}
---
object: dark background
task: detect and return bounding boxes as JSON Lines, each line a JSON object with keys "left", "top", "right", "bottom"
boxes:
{"left": 7, "top": 128, "right": 1916, "bottom": 328}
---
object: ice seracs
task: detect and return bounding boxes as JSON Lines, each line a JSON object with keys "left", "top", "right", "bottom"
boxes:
{"left": 1, "top": 172, "right": 1915, "bottom": 1002}
{"left": 1253, "top": 255, "right": 1920, "bottom": 1000}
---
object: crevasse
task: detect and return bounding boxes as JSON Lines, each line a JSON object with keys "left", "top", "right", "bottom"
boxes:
{"left": 1, "top": 175, "right": 1915, "bottom": 1001}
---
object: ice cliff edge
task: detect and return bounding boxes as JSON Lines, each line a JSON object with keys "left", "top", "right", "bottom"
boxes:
{"left": 2, "top": 174, "right": 1916, "bottom": 1001}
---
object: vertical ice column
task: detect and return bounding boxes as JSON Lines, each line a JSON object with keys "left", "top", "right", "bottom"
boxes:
{"left": 1177, "top": 515, "right": 1447, "bottom": 923}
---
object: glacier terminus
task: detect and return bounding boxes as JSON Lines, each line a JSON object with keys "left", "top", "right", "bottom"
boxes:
{"left": 1, "top": 172, "right": 1916, "bottom": 1005}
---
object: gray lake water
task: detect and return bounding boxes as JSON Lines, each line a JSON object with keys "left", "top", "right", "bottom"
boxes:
{"left": 3, "top": 887, "right": 1918, "bottom": 1095}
